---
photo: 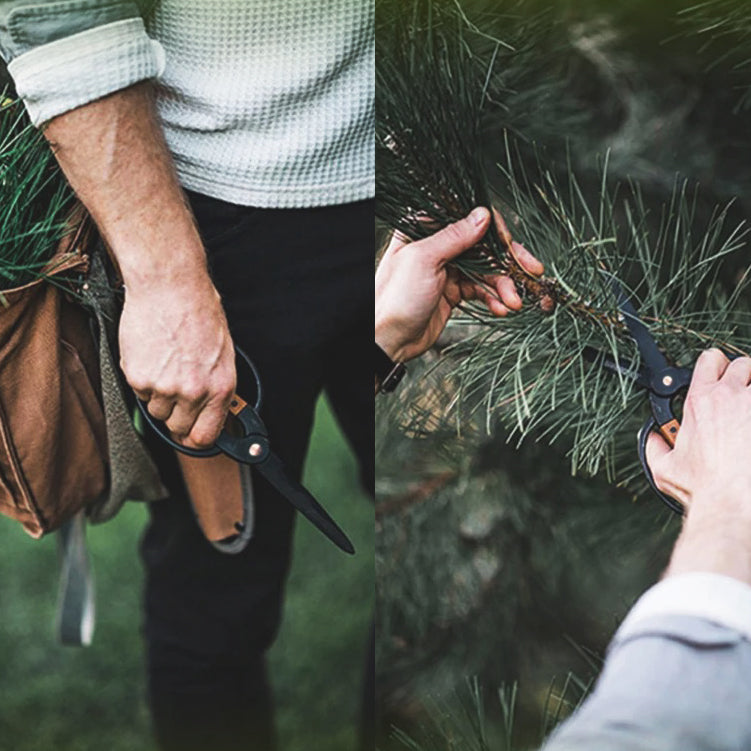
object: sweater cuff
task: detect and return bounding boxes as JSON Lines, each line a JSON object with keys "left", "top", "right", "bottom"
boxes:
{"left": 8, "top": 18, "right": 165, "bottom": 125}
{"left": 615, "top": 572, "right": 751, "bottom": 645}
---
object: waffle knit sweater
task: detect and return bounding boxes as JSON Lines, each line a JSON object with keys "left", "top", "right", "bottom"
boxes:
{"left": 0, "top": 0, "right": 374, "bottom": 208}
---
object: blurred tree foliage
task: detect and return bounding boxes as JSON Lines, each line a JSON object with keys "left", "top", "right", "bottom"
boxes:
{"left": 375, "top": 0, "right": 751, "bottom": 748}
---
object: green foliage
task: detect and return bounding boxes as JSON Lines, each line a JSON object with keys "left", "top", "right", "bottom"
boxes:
{"left": 680, "top": 0, "right": 751, "bottom": 110}
{"left": 0, "top": 96, "right": 74, "bottom": 289}
{"left": 386, "top": 676, "right": 591, "bottom": 751}
{"left": 449, "top": 153, "right": 750, "bottom": 482}
{"left": 376, "top": 0, "right": 751, "bottom": 484}
{"left": 376, "top": 0, "right": 580, "bottom": 278}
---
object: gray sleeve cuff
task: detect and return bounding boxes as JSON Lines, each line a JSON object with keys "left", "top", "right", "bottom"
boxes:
{"left": 614, "top": 572, "right": 751, "bottom": 646}
{"left": 7, "top": 17, "right": 165, "bottom": 124}
{"left": 543, "top": 615, "right": 751, "bottom": 751}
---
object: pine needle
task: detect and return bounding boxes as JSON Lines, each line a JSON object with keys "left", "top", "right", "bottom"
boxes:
{"left": 0, "top": 95, "right": 75, "bottom": 288}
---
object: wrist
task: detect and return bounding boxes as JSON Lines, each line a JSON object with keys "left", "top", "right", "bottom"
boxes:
{"left": 123, "top": 258, "right": 219, "bottom": 307}
{"left": 374, "top": 317, "right": 408, "bottom": 363}
{"left": 112, "top": 219, "right": 210, "bottom": 294}
{"left": 667, "top": 508, "right": 751, "bottom": 586}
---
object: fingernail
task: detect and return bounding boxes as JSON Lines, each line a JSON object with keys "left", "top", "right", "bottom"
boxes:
{"left": 470, "top": 207, "right": 488, "bottom": 227}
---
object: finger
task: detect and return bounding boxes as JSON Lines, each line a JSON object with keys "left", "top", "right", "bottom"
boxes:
{"left": 691, "top": 348, "right": 730, "bottom": 389}
{"left": 644, "top": 430, "right": 672, "bottom": 477}
{"left": 495, "top": 276, "right": 522, "bottom": 311}
{"left": 165, "top": 399, "right": 206, "bottom": 442}
{"left": 509, "top": 241, "right": 544, "bottom": 277}
{"left": 458, "top": 278, "right": 510, "bottom": 315}
{"left": 474, "top": 284, "right": 509, "bottom": 317}
{"left": 491, "top": 207, "right": 514, "bottom": 249}
{"left": 385, "top": 229, "right": 410, "bottom": 255}
{"left": 721, "top": 355, "right": 751, "bottom": 387}
{"left": 458, "top": 278, "right": 477, "bottom": 302}
{"left": 418, "top": 207, "right": 491, "bottom": 267}
{"left": 146, "top": 395, "right": 176, "bottom": 423}
{"left": 183, "top": 397, "right": 232, "bottom": 449}
{"left": 486, "top": 296, "right": 510, "bottom": 317}
{"left": 132, "top": 386, "right": 152, "bottom": 403}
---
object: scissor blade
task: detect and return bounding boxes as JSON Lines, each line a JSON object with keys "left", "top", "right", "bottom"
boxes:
{"left": 610, "top": 278, "right": 669, "bottom": 373}
{"left": 582, "top": 346, "right": 650, "bottom": 388}
{"left": 257, "top": 452, "right": 355, "bottom": 555}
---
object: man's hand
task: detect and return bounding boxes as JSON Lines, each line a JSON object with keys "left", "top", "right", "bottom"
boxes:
{"left": 119, "top": 276, "right": 236, "bottom": 449}
{"left": 374, "top": 207, "right": 544, "bottom": 363}
{"left": 44, "top": 83, "right": 236, "bottom": 448}
{"left": 646, "top": 349, "right": 751, "bottom": 584}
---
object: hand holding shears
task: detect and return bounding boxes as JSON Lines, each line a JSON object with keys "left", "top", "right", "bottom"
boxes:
{"left": 137, "top": 347, "right": 355, "bottom": 555}
{"left": 585, "top": 278, "right": 706, "bottom": 513}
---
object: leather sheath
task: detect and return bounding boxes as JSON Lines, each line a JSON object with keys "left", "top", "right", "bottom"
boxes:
{"left": 176, "top": 452, "right": 254, "bottom": 551}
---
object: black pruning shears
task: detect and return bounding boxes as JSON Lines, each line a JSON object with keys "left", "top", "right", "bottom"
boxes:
{"left": 137, "top": 347, "right": 355, "bottom": 555}
{"left": 584, "top": 277, "right": 692, "bottom": 515}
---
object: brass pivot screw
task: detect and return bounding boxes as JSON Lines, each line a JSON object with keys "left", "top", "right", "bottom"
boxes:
{"left": 662, "top": 375, "right": 673, "bottom": 387}
{"left": 249, "top": 443, "right": 263, "bottom": 458}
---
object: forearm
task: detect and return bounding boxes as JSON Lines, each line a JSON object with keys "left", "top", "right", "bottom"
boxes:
{"left": 43, "top": 81, "right": 209, "bottom": 292}
{"left": 42, "top": 80, "right": 234, "bottom": 448}
{"left": 666, "top": 490, "right": 751, "bottom": 585}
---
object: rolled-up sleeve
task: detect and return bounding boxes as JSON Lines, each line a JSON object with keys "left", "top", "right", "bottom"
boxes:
{"left": 0, "top": 1, "right": 164, "bottom": 124}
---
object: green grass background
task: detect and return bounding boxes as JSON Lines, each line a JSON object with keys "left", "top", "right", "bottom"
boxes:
{"left": 0, "top": 397, "right": 373, "bottom": 751}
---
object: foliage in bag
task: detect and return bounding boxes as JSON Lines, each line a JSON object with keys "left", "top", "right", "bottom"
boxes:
{"left": 0, "top": 96, "right": 74, "bottom": 288}
{"left": 0, "top": 94, "right": 108, "bottom": 538}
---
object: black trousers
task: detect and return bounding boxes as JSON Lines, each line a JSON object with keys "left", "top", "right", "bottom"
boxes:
{"left": 139, "top": 193, "right": 374, "bottom": 751}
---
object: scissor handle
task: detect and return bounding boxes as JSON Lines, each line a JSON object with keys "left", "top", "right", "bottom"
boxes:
{"left": 136, "top": 345, "right": 263, "bottom": 458}
{"left": 637, "top": 416, "right": 684, "bottom": 515}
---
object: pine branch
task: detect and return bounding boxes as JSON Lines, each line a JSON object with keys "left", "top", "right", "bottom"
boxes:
{"left": 679, "top": 0, "right": 751, "bottom": 111}
{"left": 376, "top": 0, "right": 578, "bottom": 281}
{"left": 390, "top": 676, "right": 591, "bottom": 751}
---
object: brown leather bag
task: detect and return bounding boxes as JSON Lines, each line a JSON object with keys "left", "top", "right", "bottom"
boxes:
{"left": 0, "top": 234, "right": 108, "bottom": 538}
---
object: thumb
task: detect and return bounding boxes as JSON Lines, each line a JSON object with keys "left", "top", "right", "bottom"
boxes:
{"left": 419, "top": 207, "right": 491, "bottom": 267}
{"left": 644, "top": 430, "right": 671, "bottom": 477}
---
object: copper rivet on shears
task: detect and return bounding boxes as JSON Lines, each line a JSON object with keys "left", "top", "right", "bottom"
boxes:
{"left": 662, "top": 375, "right": 673, "bottom": 387}
{"left": 249, "top": 443, "right": 263, "bottom": 457}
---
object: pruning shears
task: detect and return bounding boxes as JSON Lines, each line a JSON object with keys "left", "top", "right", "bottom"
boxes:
{"left": 137, "top": 347, "right": 355, "bottom": 555}
{"left": 585, "top": 278, "right": 692, "bottom": 515}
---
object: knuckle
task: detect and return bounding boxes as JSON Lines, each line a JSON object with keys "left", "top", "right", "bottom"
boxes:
{"left": 155, "top": 382, "right": 181, "bottom": 400}
{"left": 215, "top": 382, "right": 235, "bottom": 403}
{"left": 165, "top": 420, "right": 187, "bottom": 438}
{"left": 182, "top": 388, "right": 206, "bottom": 405}
{"left": 216, "top": 369, "right": 237, "bottom": 393}
{"left": 190, "top": 425, "right": 219, "bottom": 448}
{"left": 180, "top": 379, "right": 208, "bottom": 404}
{"left": 126, "top": 373, "right": 151, "bottom": 395}
{"left": 147, "top": 402, "right": 170, "bottom": 420}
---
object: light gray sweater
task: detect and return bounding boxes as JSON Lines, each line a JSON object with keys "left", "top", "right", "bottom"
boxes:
{"left": 0, "top": 0, "right": 374, "bottom": 208}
